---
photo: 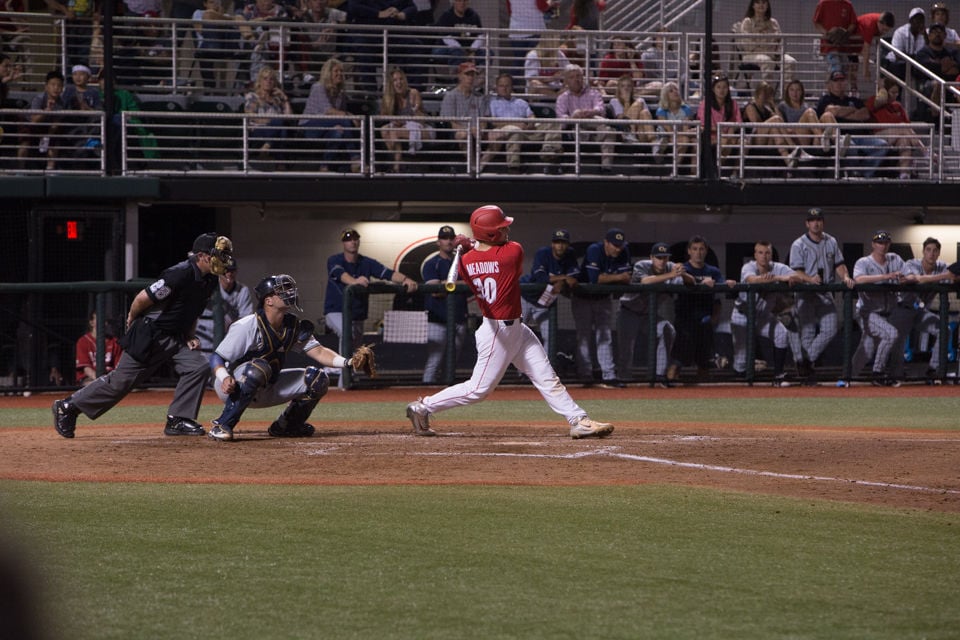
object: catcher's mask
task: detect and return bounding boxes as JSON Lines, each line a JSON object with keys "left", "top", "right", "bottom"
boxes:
{"left": 255, "top": 274, "right": 302, "bottom": 312}
{"left": 193, "top": 233, "right": 235, "bottom": 276}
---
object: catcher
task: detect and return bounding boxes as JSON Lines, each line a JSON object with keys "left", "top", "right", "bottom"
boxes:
{"left": 208, "top": 274, "right": 375, "bottom": 441}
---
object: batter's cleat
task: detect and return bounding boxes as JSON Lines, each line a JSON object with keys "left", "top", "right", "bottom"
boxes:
{"left": 164, "top": 415, "right": 205, "bottom": 436}
{"left": 267, "top": 420, "right": 315, "bottom": 438}
{"left": 570, "top": 417, "right": 614, "bottom": 439}
{"left": 207, "top": 421, "right": 234, "bottom": 441}
{"left": 52, "top": 398, "right": 79, "bottom": 438}
{"left": 406, "top": 401, "right": 436, "bottom": 436}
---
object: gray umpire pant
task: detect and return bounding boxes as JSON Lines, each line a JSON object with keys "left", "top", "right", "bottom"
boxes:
{"left": 69, "top": 333, "right": 209, "bottom": 421}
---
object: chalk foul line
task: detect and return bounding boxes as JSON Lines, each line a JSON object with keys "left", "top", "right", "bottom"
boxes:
{"left": 416, "top": 448, "right": 960, "bottom": 496}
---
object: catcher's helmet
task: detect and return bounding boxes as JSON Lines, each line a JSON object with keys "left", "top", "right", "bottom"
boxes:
{"left": 469, "top": 205, "right": 513, "bottom": 243}
{"left": 255, "top": 274, "right": 302, "bottom": 312}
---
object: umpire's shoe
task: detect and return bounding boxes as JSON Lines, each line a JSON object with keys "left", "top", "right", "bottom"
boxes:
{"left": 52, "top": 398, "right": 79, "bottom": 439}
{"left": 207, "top": 420, "right": 234, "bottom": 442}
{"left": 164, "top": 415, "right": 205, "bottom": 436}
{"left": 570, "top": 417, "right": 614, "bottom": 439}
{"left": 406, "top": 400, "right": 436, "bottom": 436}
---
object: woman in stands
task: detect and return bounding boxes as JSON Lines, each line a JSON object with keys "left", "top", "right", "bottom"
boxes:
{"left": 597, "top": 36, "right": 645, "bottom": 94}
{"left": 380, "top": 66, "right": 433, "bottom": 173}
{"left": 300, "top": 57, "right": 360, "bottom": 172}
{"left": 609, "top": 73, "right": 654, "bottom": 145}
{"left": 654, "top": 81, "right": 696, "bottom": 173}
{"left": 243, "top": 66, "right": 292, "bottom": 165}
{"left": 736, "top": 0, "right": 796, "bottom": 88}
{"left": 866, "top": 77, "right": 927, "bottom": 180}
{"left": 743, "top": 81, "right": 813, "bottom": 169}
{"left": 524, "top": 33, "right": 566, "bottom": 97}
{"left": 776, "top": 78, "right": 829, "bottom": 153}
{"left": 697, "top": 74, "right": 741, "bottom": 166}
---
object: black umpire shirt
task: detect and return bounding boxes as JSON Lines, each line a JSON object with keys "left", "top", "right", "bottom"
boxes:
{"left": 144, "top": 256, "right": 219, "bottom": 335}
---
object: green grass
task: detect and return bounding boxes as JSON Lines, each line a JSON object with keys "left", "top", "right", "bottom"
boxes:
{"left": 3, "top": 482, "right": 959, "bottom": 639}
{"left": 7, "top": 396, "right": 960, "bottom": 430}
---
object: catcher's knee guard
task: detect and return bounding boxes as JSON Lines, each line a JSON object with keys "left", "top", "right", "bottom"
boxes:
{"left": 303, "top": 366, "right": 329, "bottom": 400}
{"left": 215, "top": 358, "right": 271, "bottom": 429}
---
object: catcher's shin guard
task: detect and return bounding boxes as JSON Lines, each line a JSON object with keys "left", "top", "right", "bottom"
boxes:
{"left": 303, "top": 366, "right": 329, "bottom": 399}
{"left": 215, "top": 358, "right": 270, "bottom": 429}
{"left": 271, "top": 396, "right": 320, "bottom": 436}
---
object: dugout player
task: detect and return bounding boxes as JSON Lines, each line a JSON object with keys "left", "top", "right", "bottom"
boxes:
{"left": 421, "top": 225, "right": 468, "bottom": 385}
{"left": 208, "top": 274, "right": 359, "bottom": 441}
{"left": 788, "top": 208, "right": 854, "bottom": 385}
{"left": 52, "top": 233, "right": 235, "bottom": 438}
{"left": 519, "top": 228, "right": 580, "bottom": 350}
{"left": 406, "top": 205, "right": 614, "bottom": 440}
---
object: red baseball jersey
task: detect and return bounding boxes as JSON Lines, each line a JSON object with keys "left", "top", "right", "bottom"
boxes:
{"left": 460, "top": 241, "right": 523, "bottom": 319}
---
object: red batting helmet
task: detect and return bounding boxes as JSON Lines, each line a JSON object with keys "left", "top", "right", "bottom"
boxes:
{"left": 469, "top": 205, "right": 513, "bottom": 243}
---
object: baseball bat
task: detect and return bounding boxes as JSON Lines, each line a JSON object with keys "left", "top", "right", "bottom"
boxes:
{"left": 445, "top": 245, "right": 462, "bottom": 292}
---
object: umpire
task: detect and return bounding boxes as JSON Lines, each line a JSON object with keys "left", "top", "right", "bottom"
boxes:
{"left": 52, "top": 232, "right": 235, "bottom": 438}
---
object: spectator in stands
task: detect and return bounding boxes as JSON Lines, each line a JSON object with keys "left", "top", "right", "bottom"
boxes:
{"left": 195, "top": 261, "right": 254, "bottom": 354}
{"left": 62, "top": 64, "right": 101, "bottom": 111}
{"left": 421, "top": 224, "right": 468, "bottom": 385}
{"left": 737, "top": 0, "right": 797, "bottom": 90}
{"left": 743, "top": 81, "right": 814, "bottom": 169}
{"left": 507, "top": 0, "right": 558, "bottom": 79}
{"left": 520, "top": 228, "right": 580, "bottom": 349}
{"left": 0, "top": 53, "right": 22, "bottom": 105}
{"left": 114, "top": 11, "right": 173, "bottom": 87}
{"left": 192, "top": 0, "right": 242, "bottom": 90}
{"left": 439, "top": 60, "right": 489, "bottom": 171}
{"left": 777, "top": 79, "right": 832, "bottom": 154}
{"left": 237, "top": 0, "right": 290, "bottom": 84}
{"left": 697, "top": 73, "right": 742, "bottom": 167}
{"left": 673, "top": 235, "right": 735, "bottom": 382}
{"left": 654, "top": 81, "right": 696, "bottom": 171}
{"left": 930, "top": 3, "right": 959, "bottom": 46}
{"left": 123, "top": 0, "right": 162, "bottom": 16}
{"left": 481, "top": 72, "right": 536, "bottom": 173}
{"left": 292, "top": 0, "right": 346, "bottom": 74}
{"left": 19, "top": 69, "right": 67, "bottom": 171}
{"left": 916, "top": 21, "right": 960, "bottom": 95}
{"left": 813, "top": 0, "right": 858, "bottom": 86}
{"left": 816, "top": 70, "right": 888, "bottom": 177}
{"left": 244, "top": 66, "right": 292, "bottom": 165}
{"left": 568, "top": 0, "right": 605, "bottom": 30}
{"left": 75, "top": 311, "right": 122, "bottom": 386}
{"left": 44, "top": 0, "right": 101, "bottom": 70}
{"left": 853, "top": 11, "right": 895, "bottom": 84}
{"left": 380, "top": 66, "right": 433, "bottom": 173}
{"left": 885, "top": 7, "right": 927, "bottom": 81}
{"left": 541, "top": 63, "right": 615, "bottom": 174}
{"left": 301, "top": 57, "right": 360, "bottom": 172}
{"left": 866, "top": 77, "right": 927, "bottom": 179}
{"left": 597, "top": 37, "right": 644, "bottom": 94}
{"left": 524, "top": 32, "right": 566, "bottom": 97}
{"left": 347, "top": 0, "right": 424, "bottom": 90}
{"left": 609, "top": 73, "right": 654, "bottom": 145}
{"left": 432, "top": 0, "right": 486, "bottom": 71}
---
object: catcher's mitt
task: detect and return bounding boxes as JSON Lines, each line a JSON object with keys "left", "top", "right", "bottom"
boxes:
{"left": 349, "top": 343, "right": 377, "bottom": 377}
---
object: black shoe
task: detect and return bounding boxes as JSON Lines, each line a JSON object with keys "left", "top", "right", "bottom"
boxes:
{"left": 870, "top": 372, "right": 887, "bottom": 387}
{"left": 886, "top": 378, "right": 902, "bottom": 388}
{"left": 600, "top": 379, "right": 626, "bottom": 389}
{"left": 796, "top": 359, "right": 812, "bottom": 379}
{"left": 653, "top": 376, "right": 674, "bottom": 389}
{"left": 164, "top": 415, "right": 205, "bottom": 436}
{"left": 52, "top": 398, "right": 79, "bottom": 439}
{"left": 268, "top": 421, "right": 315, "bottom": 438}
{"left": 772, "top": 374, "right": 791, "bottom": 388}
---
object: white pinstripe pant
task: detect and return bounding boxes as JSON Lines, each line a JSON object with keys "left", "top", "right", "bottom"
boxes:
{"left": 851, "top": 311, "right": 900, "bottom": 375}
{"left": 795, "top": 293, "right": 838, "bottom": 364}
{"left": 729, "top": 307, "right": 801, "bottom": 373}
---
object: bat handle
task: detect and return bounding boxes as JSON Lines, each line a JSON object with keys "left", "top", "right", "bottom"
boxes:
{"left": 444, "top": 245, "right": 462, "bottom": 292}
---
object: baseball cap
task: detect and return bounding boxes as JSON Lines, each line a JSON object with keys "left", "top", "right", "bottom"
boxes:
{"left": 225, "top": 259, "right": 238, "bottom": 272}
{"left": 340, "top": 227, "right": 360, "bottom": 241}
{"left": 829, "top": 70, "right": 846, "bottom": 81}
{"left": 872, "top": 230, "right": 892, "bottom": 243}
{"left": 458, "top": 61, "right": 477, "bottom": 74}
{"left": 910, "top": 7, "right": 925, "bottom": 20}
{"left": 71, "top": 64, "right": 92, "bottom": 75}
{"left": 552, "top": 229, "right": 571, "bottom": 243}
{"left": 605, "top": 228, "right": 626, "bottom": 247}
{"left": 437, "top": 225, "right": 456, "bottom": 239}
{"left": 651, "top": 241, "right": 672, "bottom": 258}
{"left": 930, "top": 22, "right": 947, "bottom": 32}
{"left": 192, "top": 232, "right": 220, "bottom": 254}
{"left": 806, "top": 207, "right": 824, "bottom": 220}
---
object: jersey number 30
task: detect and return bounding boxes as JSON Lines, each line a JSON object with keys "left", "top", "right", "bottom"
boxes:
{"left": 472, "top": 277, "right": 498, "bottom": 304}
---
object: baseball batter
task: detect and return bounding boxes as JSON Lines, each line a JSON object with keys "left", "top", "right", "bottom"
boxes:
{"left": 406, "top": 205, "right": 614, "bottom": 439}
{"left": 788, "top": 207, "right": 855, "bottom": 385}
{"left": 208, "top": 274, "right": 359, "bottom": 441}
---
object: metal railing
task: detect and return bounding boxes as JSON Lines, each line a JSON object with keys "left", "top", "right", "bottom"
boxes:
{"left": 0, "top": 108, "right": 105, "bottom": 174}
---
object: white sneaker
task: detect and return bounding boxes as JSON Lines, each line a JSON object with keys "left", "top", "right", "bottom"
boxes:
{"left": 39, "top": 136, "right": 50, "bottom": 154}
{"left": 821, "top": 130, "right": 832, "bottom": 153}
{"left": 406, "top": 400, "right": 436, "bottom": 436}
{"left": 207, "top": 421, "right": 234, "bottom": 441}
{"left": 796, "top": 149, "right": 816, "bottom": 163}
{"left": 839, "top": 134, "right": 852, "bottom": 158}
{"left": 570, "top": 417, "right": 614, "bottom": 439}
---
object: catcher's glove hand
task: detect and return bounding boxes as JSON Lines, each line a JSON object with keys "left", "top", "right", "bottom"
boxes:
{"left": 349, "top": 343, "right": 377, "bottom": 377}
{"left": 826, "top": 26, "right": 849, "bottom": 45}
